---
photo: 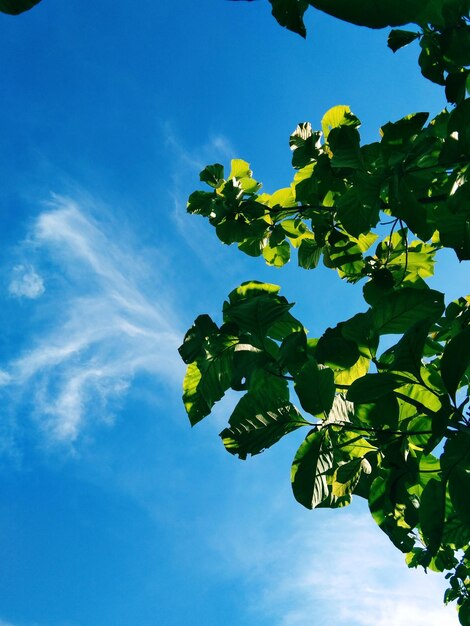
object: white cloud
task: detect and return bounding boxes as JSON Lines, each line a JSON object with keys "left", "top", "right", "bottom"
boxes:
{"left": 2, "top": 196, "right": 183, "bottom": 444}
{"left": 8, "top": 264, "right": 45, "bottom": 299}
{"left": 213, "top": 507, "right": 458, "bottom": 626}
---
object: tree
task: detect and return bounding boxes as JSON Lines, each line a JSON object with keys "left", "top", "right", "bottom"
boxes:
{"left": 179, "top": 1, "right": 470, "bottom": 622}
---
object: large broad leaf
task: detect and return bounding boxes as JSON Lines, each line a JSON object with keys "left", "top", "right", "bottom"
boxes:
{"left": 291, "top": 428, "right": 333, "bottom": 508}
{"left": 448, "top": 465, "right": 470, "bottom": 526}
{"left": 0, "top": 0, "right": 41, "bottom": 14}
{"left": 294, "top": 359, "right": 335, "bottom": 417}
{"left": 182, "top": 362, "right": 211, "bottom": 426}
{"left": 321, "top": 105, "right": 358, "bottom": 140}
{"left": 332, "top": 458, "right": 363, "bottom": 497}
{"left": 347, "top": 373, "right": 410, "bottom": 403}
{"left": 440, "top": 327, "right": 470, "bottom": 401}
{"left": 419, "top": 478, "right": 446, "bottom": 555}
{"left": 441, "top": 436, "right": 470, "bottom": 527}
{"left": 388, "top": 318, "right": 434, "bottom": 378}
{"left": 221, "top": 391, "right": 309, "bottom": 459}
{"left": 315, "top": 323, "right": 360, "bottom": 369}
{"left": 179, "top": 314, "right": 219, "bottom": 364}
{"left": 368, "top": 472, "right": 415, "bottom": 552}
{"left": 223, "top": 282, "right": 302, "bottom": 341}
{"left": 371, "top": 288, "right": 445, "bottom": 334}
{"left": 182, "top": 335, "right": 238, "bottom": 426}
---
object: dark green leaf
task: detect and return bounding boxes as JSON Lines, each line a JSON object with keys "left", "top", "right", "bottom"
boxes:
{"left": 278, "top": 330, "right": 308, "bottom": 374}
{"left": 420, "top": 478, "right": 446, "bottom": 555}
{"left": 268, "top": 0, "right": 308, "bottom": 37}
{"left": 291, "top": 428, "right": 333, "bottom": 509}
{"left": 0, "top": 0, "right": 41, "bottom": 14}
{"left": 371, "top": 288, "right": 445, "bottom": 334}
{"left": 316, "top": 324, "right": 360, "bottom": 369}
{"left": 298, "top": 238, "right": 322, "bottom": 269}
{"left": 200, "top": 164, "right": 224, "bottom": 188}
{"left": 388, "top": 29, "right": 420, "bottom": 52}
{"left": 337, "top": 188, "right": 379, "bottom": 238}
{"left": 389, "top": 318, "right": 434, "bottom": 377}
{"left": 224, "top": 293, "right": 293, "bottom": 337}
{"left": 441, "top": 328, "right": 470, "bottom": 400}
{"left": 310, "top": 0, "right": 436, "bottom": 29}
{"left": 182, "top": 335, "right": 238, "bottom": 426}
{"left": 294, "top": 359, "right": 335, "bottom": 417}
{"left": 178, "top": 314, "right": 219, "bottom": 364}
{"left": 347, "top": 373, "right": 410, "bottom": 403}
{"left": 448, "top": 465, "right": 470, "bottom": 526}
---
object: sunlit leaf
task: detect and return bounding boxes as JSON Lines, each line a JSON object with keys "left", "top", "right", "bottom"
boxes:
{"left": 291, "top": 428, "right": 333, "bottom": 508}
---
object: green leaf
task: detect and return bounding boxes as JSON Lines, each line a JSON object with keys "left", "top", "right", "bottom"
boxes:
{"left": 0, "top": 0, "right": 41, "bottom": 14}
{"left": 316, "top": 324, "right": 360, "bottom": 369}
{"left": 448, "top": 465, "right": 470, "bottom": 526}
{"left": 388, "top": 318, "right": 434, "bottom": 378}
{"left": 294, "top": 359, "right": 335, "bottom": 417}
{"left": 178, "top": 314, "right": 219, "bottom": 364}
{"left": 342, "top": 311, "right": 379, "bottom": 359}
{"left": 228, "top": 159, "right": 251, "bottom": 179}
{"left": 262, "top": 239, "right": 291, "bottom": 267}
{"left": 221, "top": 391, "right": 309, "bottom": 459}
{"left": 355, "top": 394, "right": 399, "bottom": 429}
{"left": 369, "top": 472, "right": 415, "bottom": 553}
{"left": 332, "top": 458, "right": 363, "bottom": 497}
{"left": 321, "top": 105, "right": 359, "bottom": 140}
{"left": 278, "top": 330, "right": 308, "bottom": 375}
{"left": 187, "top": 190, "right": 214, "bottom": 216}
{"left": 347, "top": 373, "right": 410, "bottom": 403}
{"left": 387, "top": 29, "right": 420, "bottom": 52}
{"left": 371, "top": 288, "right": 445, "bottom": 334}
{"left": 310, "top": 0, "right": 437, "bottom": 29}
{"left": 441, "top": 328, "right": 470, "bottom": 400}
{"left": 224, "top": 293, "right": 293, "bottom": 337}
{"left": 329, "top": 126, "right": 363, "bottom": 169}
{"left": 268, "top": 0, "right": 308, "bottom": 37}
{"left": 420, "top": 478, "right": 446, "bottom": 555}
{"left": 326, "top": 393, "right": 355, "bottom": 424}
{"left": 337, "top": 188, "right": 379, "bottom": 238}
{"left": 291, "top": 428, "right": 333, "bottom": 509}
{"left": 459, "top": 600, "right": 470, "bottom": 626}
{"left": 200, "top": 164, "right": 224, "bottom": 188}
{"left": 182, "top": 362, "right": 211, "bottom": 426}
{"left": 182, "top": 335, "right": 238, "bottom": 426}
{"left": 298, "top": 238, "right": 321, "bottom": 269}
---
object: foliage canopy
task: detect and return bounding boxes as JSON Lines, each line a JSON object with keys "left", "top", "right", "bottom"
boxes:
{"left": 179, "top": 0, "right": 470, "bottom": 622}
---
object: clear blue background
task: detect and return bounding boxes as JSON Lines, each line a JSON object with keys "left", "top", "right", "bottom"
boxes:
{"left": 0, "top": 2, "right": 465, "bottom": 625}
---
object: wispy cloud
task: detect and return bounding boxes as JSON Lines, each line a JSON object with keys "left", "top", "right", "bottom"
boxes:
{"left": 8, "top": 264, "right": 45, "bottom": 299}
{"left": 1, "top": 196, "right": 183, "bottom": 445}
{"left": 213, "top": 506, "right": 457, "bottom": 626}
{"left": 164, "top": 126, "right": 239, "bottom": 267}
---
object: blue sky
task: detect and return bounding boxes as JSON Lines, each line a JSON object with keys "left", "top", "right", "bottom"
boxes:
{"left": 0, "top": 1, "right": 466, "bottom": 625}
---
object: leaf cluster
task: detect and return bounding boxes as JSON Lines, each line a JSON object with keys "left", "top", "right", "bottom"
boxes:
{"left": 181, "top": 0, "right": 470, "bottom": 621}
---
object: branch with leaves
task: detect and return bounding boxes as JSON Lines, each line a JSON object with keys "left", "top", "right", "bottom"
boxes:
{"left": 180, "top": 0, "right": 470, "bottom": 622}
